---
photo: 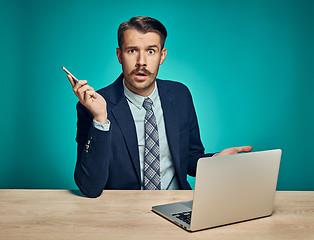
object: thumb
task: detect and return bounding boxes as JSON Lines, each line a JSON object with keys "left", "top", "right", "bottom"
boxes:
{"left": 236, "top": 146, "right": 253, "bottom": 153}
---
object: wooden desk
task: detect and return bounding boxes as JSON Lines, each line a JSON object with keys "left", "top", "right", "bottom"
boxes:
{"left": 0, "top": 190, "right": 313, "bottom": 240}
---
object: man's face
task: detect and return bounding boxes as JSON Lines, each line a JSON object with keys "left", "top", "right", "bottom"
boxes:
{"left": 116, "top": 29, "right": 167, "bottom": 97}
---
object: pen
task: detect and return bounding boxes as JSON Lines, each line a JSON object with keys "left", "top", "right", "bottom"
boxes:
{"left": 62, "top": 66, "right": 79, "bottom": 83}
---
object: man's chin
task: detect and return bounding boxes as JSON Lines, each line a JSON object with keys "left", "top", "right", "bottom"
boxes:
{"left": 125, "top": 77, "right": 156, "bottom": 96}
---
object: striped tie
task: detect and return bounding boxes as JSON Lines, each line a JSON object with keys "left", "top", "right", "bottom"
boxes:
{"left": 143, "top": 98, "right": 161, "bottom": 190}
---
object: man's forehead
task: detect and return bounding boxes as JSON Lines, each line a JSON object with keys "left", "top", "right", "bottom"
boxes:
{"left": 122, "top": 29, "right": 162, "bottom": 48}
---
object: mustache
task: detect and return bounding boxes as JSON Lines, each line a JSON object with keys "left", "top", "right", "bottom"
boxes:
{"left": 130, "top": 67, "right": 153, "bottom": 76}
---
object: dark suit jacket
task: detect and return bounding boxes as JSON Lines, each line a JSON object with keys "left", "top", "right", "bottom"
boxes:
{"left": 74, "top": 74, "right": 213, "bottom": 197}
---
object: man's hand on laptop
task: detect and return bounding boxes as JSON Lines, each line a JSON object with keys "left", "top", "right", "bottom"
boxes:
{"left": 214, "top": 146, "right": 253, "bottom": 157}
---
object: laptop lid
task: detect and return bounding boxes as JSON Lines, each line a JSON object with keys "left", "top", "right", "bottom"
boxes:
{"left": 152, "top": 149, "right": 282, "bottom": 232}
{"left": 190, "top": 149, "right": 282, "bottom": 231}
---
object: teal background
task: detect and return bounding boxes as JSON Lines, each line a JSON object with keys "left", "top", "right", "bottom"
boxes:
{"left": 1, "top": 0, "right": 313, "bottom": 190}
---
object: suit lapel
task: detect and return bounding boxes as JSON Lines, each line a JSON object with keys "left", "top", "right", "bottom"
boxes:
{"left": 108, "top": 75, "right": 141, "bottom": 182}
{"left": 158, "top": 80, "right": 181, "bottom": 175}
{"left": 106, "top": 76, "right": 182, "bottom": 184}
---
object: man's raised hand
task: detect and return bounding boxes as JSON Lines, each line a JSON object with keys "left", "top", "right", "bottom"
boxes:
{"left": 67, "top": 75, "right": 107, "bottom": 124}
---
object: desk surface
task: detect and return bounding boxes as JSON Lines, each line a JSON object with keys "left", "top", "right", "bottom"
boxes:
{"left": 0, "top": 190, "right": 313, "bottom": 240}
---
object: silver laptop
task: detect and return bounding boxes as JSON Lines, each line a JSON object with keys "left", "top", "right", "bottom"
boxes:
{"left": 152, "top": 149, "right": 282, "bottom": 232}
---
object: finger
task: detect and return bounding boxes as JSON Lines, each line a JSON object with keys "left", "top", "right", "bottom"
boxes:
{"left": 67, "top": 75, "right": 75, "bottom": 88}
{"left": 77, "top": 85, "right": 94, "bottom": 100}
{"left": 84, "top": 89, "right": 96, "bottom": 102}
{"left": 236, "top": 146, "right": 253, "bottom": 153}
{"left": 73, "top": 80, "right": 88, "bottom": 94}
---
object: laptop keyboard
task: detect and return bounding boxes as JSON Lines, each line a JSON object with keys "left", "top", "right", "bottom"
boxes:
{"left": 172, "top": 211, "right": 192, "bottom": 225}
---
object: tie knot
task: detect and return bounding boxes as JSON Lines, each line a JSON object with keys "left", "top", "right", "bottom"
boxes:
{"left": 143, "top": 98, "right": 153, "bottom": 111}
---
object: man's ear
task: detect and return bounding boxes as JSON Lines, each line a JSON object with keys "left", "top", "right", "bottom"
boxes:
{"left": 160, "top": 48, "right": 167, "bottom": 65}
{"left": 116, "top": 48, "right": 122, "bottom": 64}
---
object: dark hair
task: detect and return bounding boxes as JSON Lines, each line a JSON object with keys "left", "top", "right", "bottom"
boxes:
{"left": 118, "top": 16, "right": 167, "bottom": 50}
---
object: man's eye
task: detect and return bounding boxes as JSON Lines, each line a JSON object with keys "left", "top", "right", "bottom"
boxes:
{"left": 128, "top": 49, "right": 136, "bottom": 53}
{"left": 148, "top": 49, "right": 155, "bottom": 54}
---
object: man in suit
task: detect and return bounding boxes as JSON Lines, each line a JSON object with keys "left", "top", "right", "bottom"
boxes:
{"left": 67, "top": 16, "right": 252, "bottom": 198}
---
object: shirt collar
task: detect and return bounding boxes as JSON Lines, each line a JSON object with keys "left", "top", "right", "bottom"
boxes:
{"left": 123, "top": 78, "right": 158, "bottom": 110}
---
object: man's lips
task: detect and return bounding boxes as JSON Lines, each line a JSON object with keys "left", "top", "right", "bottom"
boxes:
{"left": 134, "top": 72, "right": 148, "bottom": 81}
{"left": 135, "top": 71, "right": 147, "bottom": 76}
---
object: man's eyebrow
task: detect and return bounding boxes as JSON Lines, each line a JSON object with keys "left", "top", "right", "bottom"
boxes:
{"left": 125, "top": 46, "right": 138, "bottom": 49}
{"left": 124, "top": 44, "right": 160, "bottom": 50}
{"left": 148, "top": 44, "right": 159, "bottom": 49}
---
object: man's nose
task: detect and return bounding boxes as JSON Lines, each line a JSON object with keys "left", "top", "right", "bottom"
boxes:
{"left": 136, "top": 51, "right": 147, "bottom": 67}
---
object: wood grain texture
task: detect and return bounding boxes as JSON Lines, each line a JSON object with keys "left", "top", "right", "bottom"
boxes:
{"left": 0, "top": 190, "right": 313, "bottom": 240}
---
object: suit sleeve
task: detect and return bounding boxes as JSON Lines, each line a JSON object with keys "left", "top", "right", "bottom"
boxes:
{"left": 74, "top": 102, "right": 111, "bottom": 198}
{"left": 185, "top": 88, "right": 214, "bottom": 176}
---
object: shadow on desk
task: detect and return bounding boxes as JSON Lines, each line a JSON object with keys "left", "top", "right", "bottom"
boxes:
{"left": 69, "top": 189, "right": 86, "bottom": 197}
